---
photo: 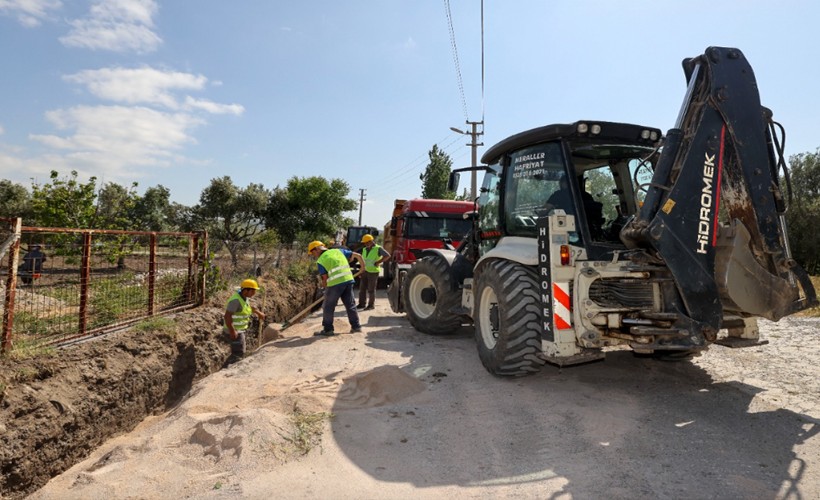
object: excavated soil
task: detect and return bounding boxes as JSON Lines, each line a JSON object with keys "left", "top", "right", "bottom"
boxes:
{"left": 0, "top": 276, "right": 317, "bottom": 499}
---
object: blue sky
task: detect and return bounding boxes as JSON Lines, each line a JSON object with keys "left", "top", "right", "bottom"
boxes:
{"left": 1, "top": 1, "right": 819, "bottom": 230}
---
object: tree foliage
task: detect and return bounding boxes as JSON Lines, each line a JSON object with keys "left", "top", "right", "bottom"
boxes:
{"left": 265, "top": 176, "right": 356, "bottom": 246}
{"left": 94, "top": 182, "right": 139, "bottom": 230}
{"left": 785, "top": 149, "right": 820, "bottom": 274}
{"left": 195, "top": 176, "right": 269, "bottom": 267}
{"left": 30, "top": 171, "right": 98, "bottom": 228}
{"left": 0, "top": 180, "right": 31, "bottom": 218}
{"left": 420, "top": 145, "right": 455, "bottom": 199}
{"left": 131, "top": 185, "right": 172, "bottom": 231}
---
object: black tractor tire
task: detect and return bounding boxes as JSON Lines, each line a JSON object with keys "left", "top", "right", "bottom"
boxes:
{"left": 474, "top": 259, "right": 546, "bottom": 377}
{"left": 402, "top": 256, "right": 463, "bottom": 335}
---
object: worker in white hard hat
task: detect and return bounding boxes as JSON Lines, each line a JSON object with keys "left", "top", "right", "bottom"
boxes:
{"left": 357, "top": 233, "right": 390, "bottom": 310}
{"left": 307, "top": 240, "right": 364, "bottom": 337}
{"left": 223, "top": 278, "right": 266, "bottom": 361}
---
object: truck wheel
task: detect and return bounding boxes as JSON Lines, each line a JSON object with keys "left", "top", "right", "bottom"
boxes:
{"left": 474, "top": 259, "right": 545, "bottom": 377}
{"left": 402, "top": 256, "right": 463, "bottom": 335}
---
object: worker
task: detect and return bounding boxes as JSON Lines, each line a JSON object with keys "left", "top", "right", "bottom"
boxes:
{"left": 18, "top": 244, "right": 47, "bottom": 285}
{"left": 357, "top": 234, "right": 390, "bottom": 310}
{"left": 545, "top": 175, "right": 574, "bottom": 213}
{"left": 223, "top": 278, "right": 266, "bottom": 361}
{"left": 308, "top": 240, "right": 364, "bottom": 336}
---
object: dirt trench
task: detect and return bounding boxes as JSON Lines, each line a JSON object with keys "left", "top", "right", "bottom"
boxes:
{"left": 0, "top": 277, "right": 317, "bottom": 500}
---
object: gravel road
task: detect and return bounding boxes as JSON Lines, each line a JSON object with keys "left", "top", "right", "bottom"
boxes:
{"left": 30, "top": 292, "right": 820, "bottom": 499}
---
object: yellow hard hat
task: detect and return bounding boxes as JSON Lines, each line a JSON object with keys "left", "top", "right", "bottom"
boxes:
{"left": 307, "top": 240, "right": 325, "bottom": 254}
{"left": 241, "top": 279, "right": 259, "bottom": 290}
{"left": 361, "top": 234, "right": 374, "bottom": 243}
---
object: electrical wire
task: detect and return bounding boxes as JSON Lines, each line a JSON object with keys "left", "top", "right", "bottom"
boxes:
{"left": 444, "top": 0, "right": 469, "bottom": 121}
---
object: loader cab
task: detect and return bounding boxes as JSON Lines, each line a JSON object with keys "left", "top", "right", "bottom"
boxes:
{"left": 477, "top": 121, "right": 662, "bottom": 259}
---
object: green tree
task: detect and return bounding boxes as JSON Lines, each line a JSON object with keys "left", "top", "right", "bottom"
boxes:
{"left": 420, "top": 144, "right": 455, "bottom": 199}
{"left": 265, "top": 176, "right": 356, "bottom": 247}
{"left": 785, "top": 149, "right": 820, "bottom": 274}
{"left": 95, "top": 182, "right": 139, "bottom": 230}
{"left": 0, "top": 180, "right": 32, "bottom": 218}
{"left": 195, "top": 176, "right": 269, "bottom": 269}
{"left": 131, "top": 185, "right": 172, "bottom": 231}
{"left": 30, "top": 170, "right": 98, "bottom": 228}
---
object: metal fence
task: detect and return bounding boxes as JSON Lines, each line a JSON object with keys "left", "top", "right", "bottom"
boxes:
{"left": 1, "top": 218, "right": 207, "bottom": 353}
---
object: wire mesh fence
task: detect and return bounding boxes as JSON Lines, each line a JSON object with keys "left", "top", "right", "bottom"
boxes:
{"left": 1, "top": 219, "right": 206, "bottom": 353}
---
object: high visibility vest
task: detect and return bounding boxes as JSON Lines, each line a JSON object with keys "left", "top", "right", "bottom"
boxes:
{"left": 317, "top": 248, "right": 354, "bottom": 287}
{"left": 224, "top": 291, "right": 252, "bottom": 332}
{"left": 362, "top": 245, "right": 382, "bottom": 273}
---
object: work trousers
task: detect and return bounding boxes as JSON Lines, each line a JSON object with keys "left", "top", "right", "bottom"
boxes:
{"left": 358, "top": 271, "right": 379, "bottom": 307}
{"left": 322, "top": 281, "right": 361, "bottom": 332}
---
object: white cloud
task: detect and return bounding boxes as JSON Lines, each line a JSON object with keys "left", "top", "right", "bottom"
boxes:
{"left": 60, "top": 0, "right": 161, "bottom": 53}
{"left": 64, "top": 67, "right": 207, "bottom": 109}
{"left": 27, "top": 105, "right": 204, "bottom": 180}
{"left": 0, "top": 0, "right": 61, "bottom": 27}
{"left": 184, "top": 97, "right": 244, "bottom": 116}
{"left": 0, "top": 124, "right": 5, "bottom": 135}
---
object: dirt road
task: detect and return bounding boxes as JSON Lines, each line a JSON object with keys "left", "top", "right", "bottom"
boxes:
{"left": 29, "top": 291, "right": 820, "bottom": 499}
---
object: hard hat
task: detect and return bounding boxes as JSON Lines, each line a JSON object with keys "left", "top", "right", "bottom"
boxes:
{"left": 307, "top": 240, "right": 325, "bottom": 254}
{"left": 241, "top": 279, "right": 259, "bottom": 290}
{"left": 361, "top": 234, "right": 374, "bottom": 243}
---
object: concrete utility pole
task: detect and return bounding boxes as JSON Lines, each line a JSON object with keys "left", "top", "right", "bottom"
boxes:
{"left": 450, "top": 121, "right": 484, "bottom": 200}
{"left": 358, "top": 188, "right": 366, "bottom": 225}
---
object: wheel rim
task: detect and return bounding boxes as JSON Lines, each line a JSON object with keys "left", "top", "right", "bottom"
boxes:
{"left": 408, "top": 274, "right": 436, "bottom": 319}
{"left": 478, "top": 284, "right": 500, "bottom": 349}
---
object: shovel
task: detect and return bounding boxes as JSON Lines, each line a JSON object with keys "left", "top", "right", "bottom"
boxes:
{"left": 259, "top": 295, "right": 325, "bottom": 344}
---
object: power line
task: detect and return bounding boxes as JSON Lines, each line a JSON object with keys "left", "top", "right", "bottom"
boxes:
{"left": 444, "top": 0, "right": 469, "bottom": 121}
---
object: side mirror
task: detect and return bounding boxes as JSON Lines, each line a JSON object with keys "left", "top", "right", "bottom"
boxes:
{"left": 447, "top": 172, "right": 461, "bottom": 192}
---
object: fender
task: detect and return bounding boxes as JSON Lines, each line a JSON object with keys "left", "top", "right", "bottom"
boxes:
{"left": 476, "top": 236, "right": 539, "bottom": 268}
{"left": 416, "top": 248, "right": 473, "bottom": 292}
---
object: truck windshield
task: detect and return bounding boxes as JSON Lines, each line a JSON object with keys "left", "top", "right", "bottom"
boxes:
{"left": 406, "top": 217, "right": 472, "bottom": 240}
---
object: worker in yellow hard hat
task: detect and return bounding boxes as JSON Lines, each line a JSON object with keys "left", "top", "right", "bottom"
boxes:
{"left": 223, "top": 278, "right": 266, "bottom": 362}
{"left": 357, "top": 233, "right": 390, "bottom": 310}
{"left": 307, "top": 240, "right": 364, "bottom": 337}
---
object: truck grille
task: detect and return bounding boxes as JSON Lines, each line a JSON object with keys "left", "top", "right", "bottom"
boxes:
{"left": 588, "top": 278, "right": 654, "bottom": 308}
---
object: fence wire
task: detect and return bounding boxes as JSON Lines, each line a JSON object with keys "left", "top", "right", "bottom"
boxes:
{"left": 1, "top": 220, "right": 206, "bottom": 352}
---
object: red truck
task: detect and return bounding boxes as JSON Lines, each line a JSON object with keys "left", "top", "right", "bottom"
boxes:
{"left": 382, "top": 198, "right": 474, "bottom": 282}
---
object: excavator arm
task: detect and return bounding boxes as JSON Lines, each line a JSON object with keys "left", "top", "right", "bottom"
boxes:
{"left": 622, "top": 46, "right": 816, "bottom": 339}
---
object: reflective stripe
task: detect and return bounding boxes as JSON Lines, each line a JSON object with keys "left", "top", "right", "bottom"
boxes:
{"left": 317, "top": 249, "right": 354, "bottom": 287}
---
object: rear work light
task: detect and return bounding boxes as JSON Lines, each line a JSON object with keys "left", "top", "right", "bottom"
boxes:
{"left": 560, "top": 244, "right": 571, "bottom": 266}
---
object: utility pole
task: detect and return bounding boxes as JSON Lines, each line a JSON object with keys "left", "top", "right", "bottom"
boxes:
{"left": 450, "top": 121, "right": 484, "bottom": 200}
{"left": 358, "top": 188, "right": 366, "bottom": 225}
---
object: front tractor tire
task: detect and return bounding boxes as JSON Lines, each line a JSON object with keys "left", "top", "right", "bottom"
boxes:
{"left": 474, "top": 259, "right": 546, "bottom": 377}
{"left": 402, "top": 256, "right": 463, "bottom": 335}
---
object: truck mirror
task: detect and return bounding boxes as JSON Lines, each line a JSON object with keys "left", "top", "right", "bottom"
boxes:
{"left": 447, "top": 172, "right": 460, "bottom": 192}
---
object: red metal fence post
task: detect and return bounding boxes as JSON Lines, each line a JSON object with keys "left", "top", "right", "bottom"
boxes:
{"left": 148, "top": 233, "right": 157, "bottom": 316}
{"left": 78, "top": 232, "right": 92, "bottom": 336}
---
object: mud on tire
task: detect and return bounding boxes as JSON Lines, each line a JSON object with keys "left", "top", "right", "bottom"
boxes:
{"left": 402, "top": 256, "right": 463, "bottom": 335}
{"left": 474, "top": 259, "right": 545, "bottom": 376}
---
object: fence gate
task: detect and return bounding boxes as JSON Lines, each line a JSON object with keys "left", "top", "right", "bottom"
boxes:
{"left": 1, "top": 218, "right": 208, "bottom": 353}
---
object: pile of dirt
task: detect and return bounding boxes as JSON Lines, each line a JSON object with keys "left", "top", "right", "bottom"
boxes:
{"left": 0, "top": 275, "right": 317, "bottom": 499}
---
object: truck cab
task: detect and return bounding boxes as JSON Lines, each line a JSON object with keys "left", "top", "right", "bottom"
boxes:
{"left": 384, "top": 198, "right": 474, "bottom": 282}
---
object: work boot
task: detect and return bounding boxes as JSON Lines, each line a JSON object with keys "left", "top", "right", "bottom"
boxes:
{"left": 350, "top": 326, "right": 363, "bottom": 333}
{"left": 364, "top": 304, "right": 375, "bottom": 310}
{"left": 313, "top": 330, "right": 335, "bottom": 337}
{"left": 356, "top": 303, "right": 365, "bottom": 309}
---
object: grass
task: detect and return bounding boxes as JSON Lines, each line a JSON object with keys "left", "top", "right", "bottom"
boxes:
{"left": 134, "top": 316, "right": 175, "bottom": 336}
{"left": 285, "top": 403, "right": 333, "bottom": 455}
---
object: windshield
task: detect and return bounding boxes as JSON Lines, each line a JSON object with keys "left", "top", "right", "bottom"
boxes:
{"left": 405, "top": 217, "right": 472, "bottom": 240}
{"left": 504, "top": 143, "right": 571, "bottom": 237}
{"left": 503, "top": 141, "right": 657, "bottom": 242}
